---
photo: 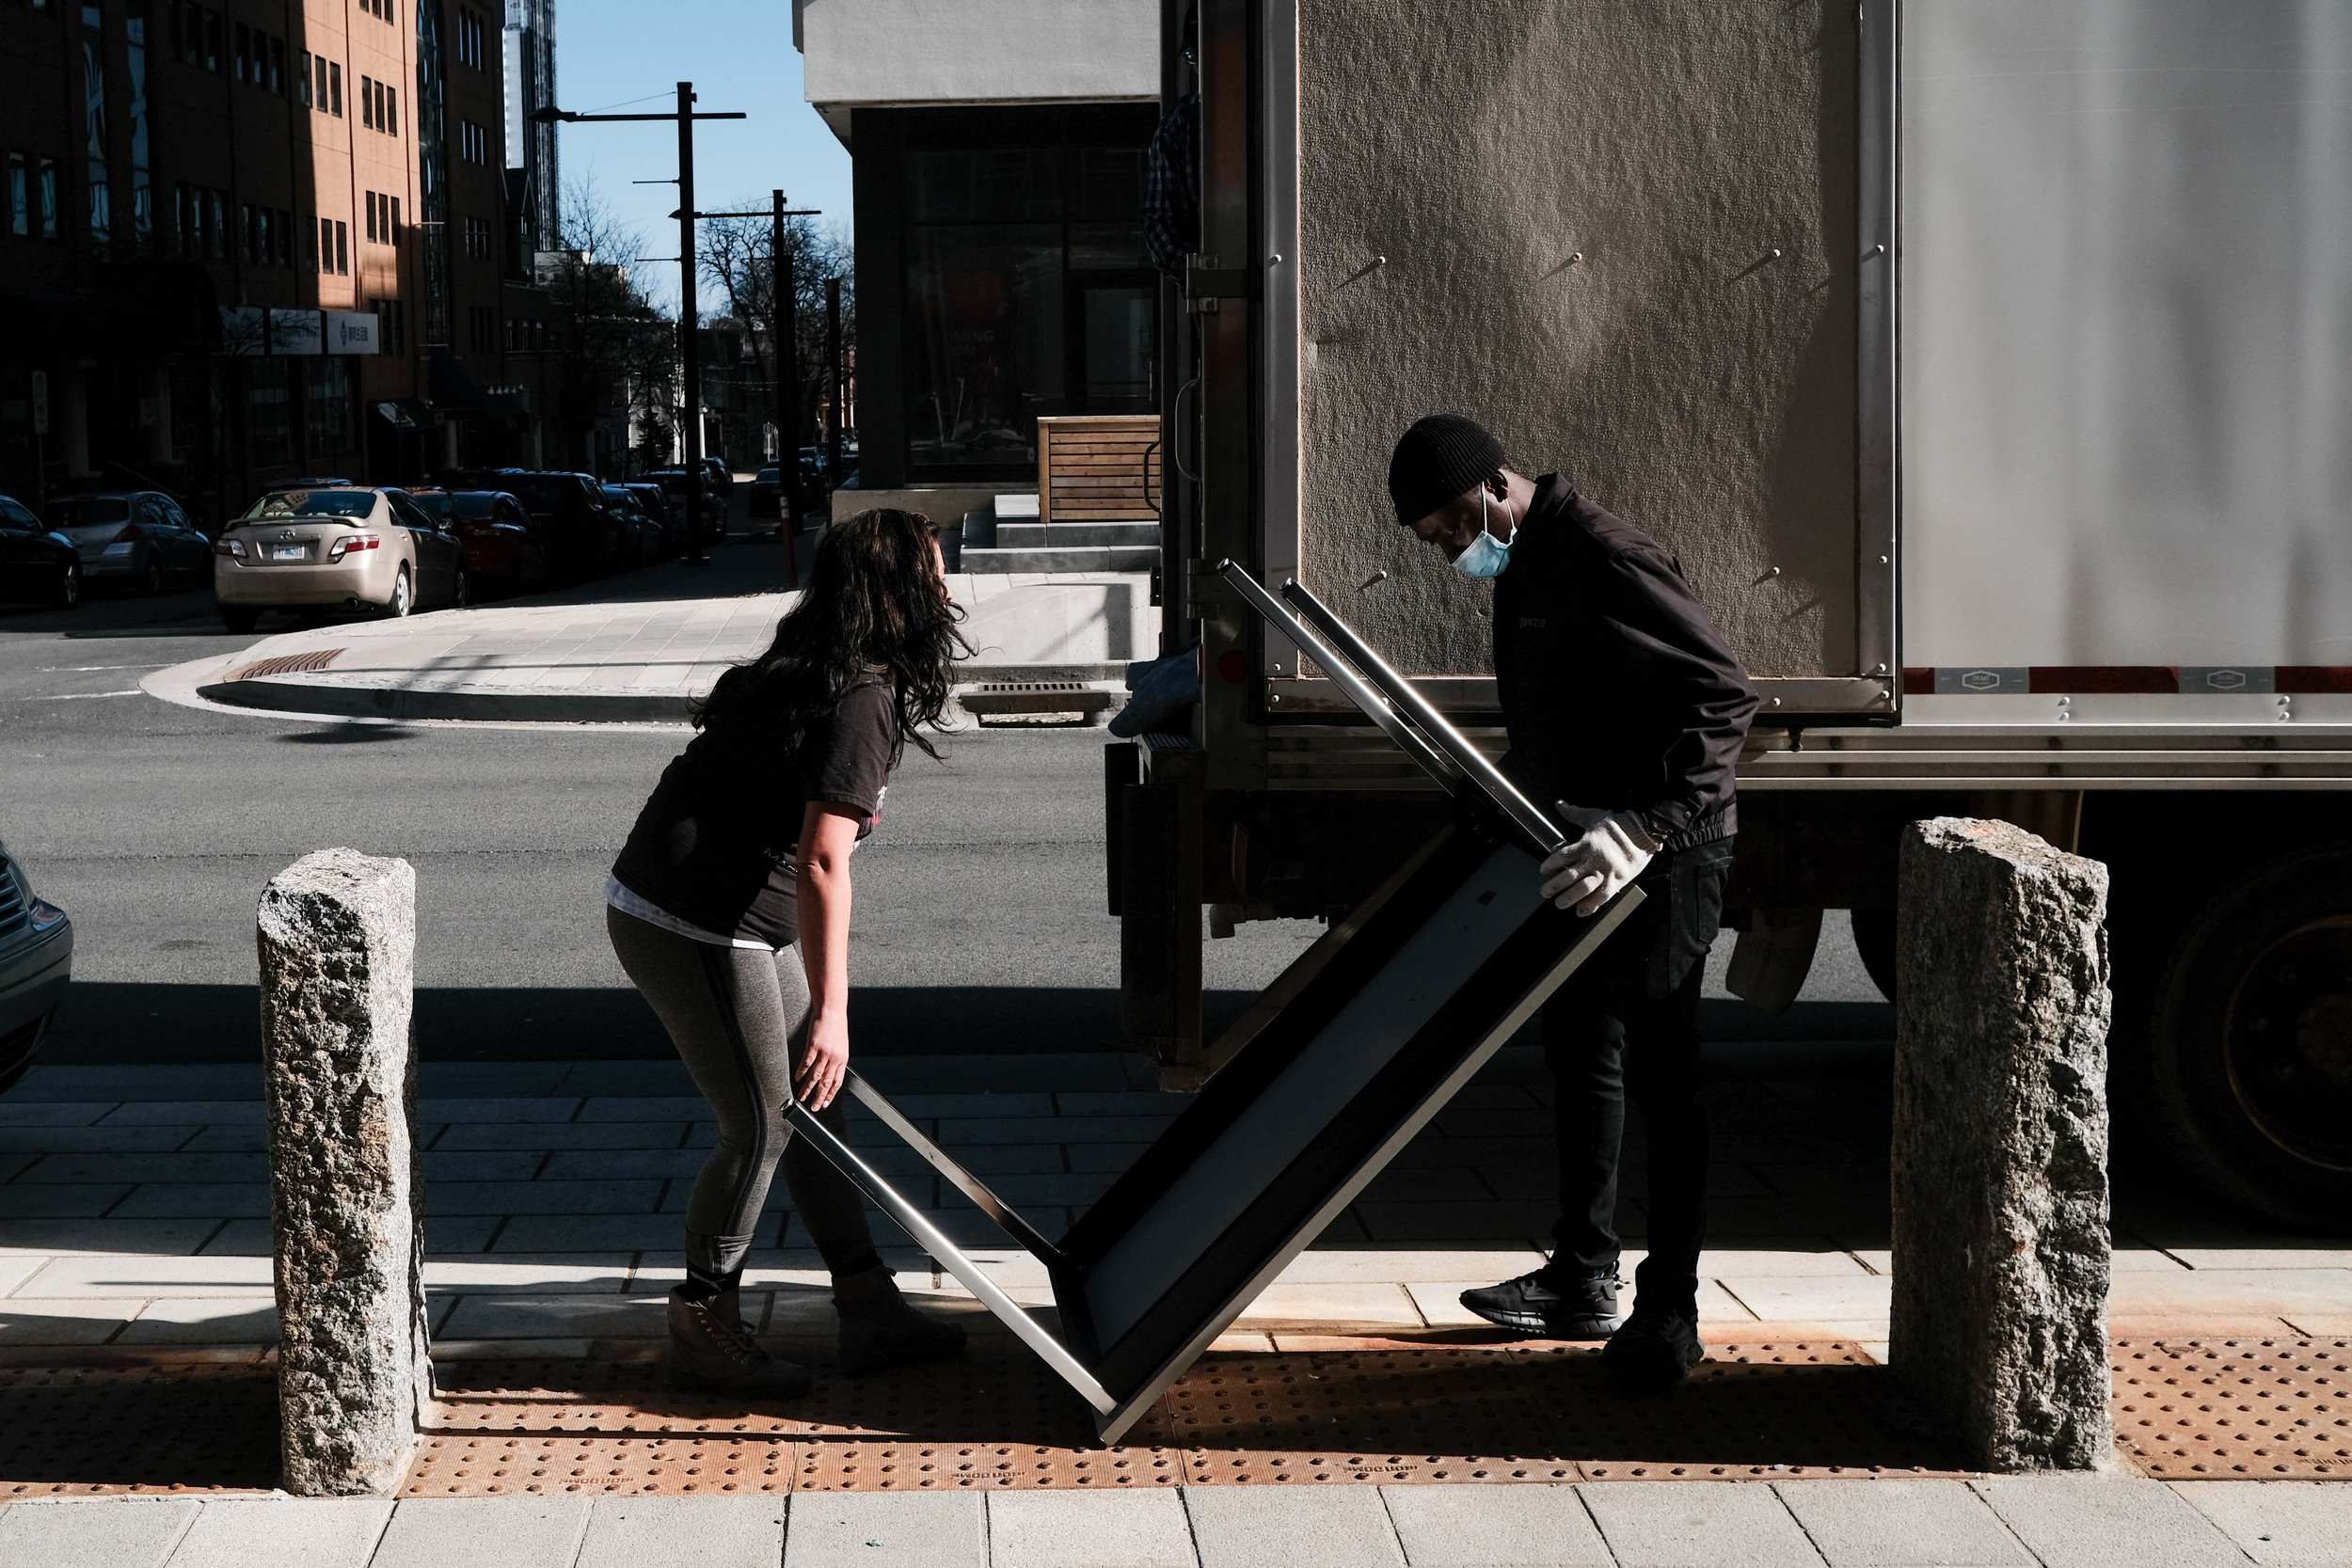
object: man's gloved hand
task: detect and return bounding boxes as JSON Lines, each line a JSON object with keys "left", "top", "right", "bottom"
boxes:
{"left": 1539, "top": 813, "right": 1661, "bottom": 916}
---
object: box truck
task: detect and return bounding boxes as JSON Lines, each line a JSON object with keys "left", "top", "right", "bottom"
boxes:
{"left": 1112, "top": 0, "right": 2352, "bottom": 1227}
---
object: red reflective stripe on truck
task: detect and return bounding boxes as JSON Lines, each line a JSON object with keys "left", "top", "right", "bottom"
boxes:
{"left": 2276, "top": 668, "right": 2352, "bottom": 693}
{"left": 2027, "top": 667, "right": 2179, "bottom": 694}
{"left": 1902, "top": 667, "right": 1934, "bottom": 695}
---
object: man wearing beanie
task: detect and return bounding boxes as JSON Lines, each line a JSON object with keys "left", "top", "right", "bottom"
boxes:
{"left": 1388, "top": 413, "right": 1758, "bottom": 1393}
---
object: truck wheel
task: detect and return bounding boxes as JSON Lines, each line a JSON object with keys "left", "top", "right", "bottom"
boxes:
{"left": 1851, "top": 907, "right": 1897, "bottom": 1003}
{"left": 2148, "top": 847, "right": 2352, "bottom": 1232}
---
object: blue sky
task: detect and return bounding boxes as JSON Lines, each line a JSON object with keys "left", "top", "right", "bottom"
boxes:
{"left": 554, "top": 0, "right": 851, "bottom": 311}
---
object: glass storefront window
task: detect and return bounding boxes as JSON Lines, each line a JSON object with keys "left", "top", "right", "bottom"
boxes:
{"left": 305, "top": 358, "right": 352, "bottom": 456}
{"left": 247, "top": 359, "right": 293, "bottom": 465}
{"left": 127, "top": 0, "right": 151, "bottom": 242}
{"left": 901, "top": 134, "right": 1153, "bottom": 476}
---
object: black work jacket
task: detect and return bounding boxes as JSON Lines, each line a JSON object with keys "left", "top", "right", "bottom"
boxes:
{"left": 1490, "top": 477, "right": 1758, "bottom": 854}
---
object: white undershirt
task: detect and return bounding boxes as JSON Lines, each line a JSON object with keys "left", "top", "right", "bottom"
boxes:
{"left": 603, "top": 873, "right": 779, "bottom": 951}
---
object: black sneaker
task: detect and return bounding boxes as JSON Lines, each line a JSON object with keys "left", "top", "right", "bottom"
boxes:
{"left": 1599, "top": 1300, "right": 1706, "bottom": 1393}
{"left": 1457, "top": 1268, "right": 1621, "bottom": 1338}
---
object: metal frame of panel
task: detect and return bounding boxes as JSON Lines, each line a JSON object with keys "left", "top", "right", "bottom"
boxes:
{"left": 788, "top": 562, "right": 1646, "bottom": 1442}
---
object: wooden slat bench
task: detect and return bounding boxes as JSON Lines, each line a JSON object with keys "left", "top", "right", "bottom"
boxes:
{"left": 1038, "top": 416, "right": 1163, "bottom": 526}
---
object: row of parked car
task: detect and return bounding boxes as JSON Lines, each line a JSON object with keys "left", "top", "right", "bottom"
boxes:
{"left": 0, "top": 459, "right": 740, "bottom": 628}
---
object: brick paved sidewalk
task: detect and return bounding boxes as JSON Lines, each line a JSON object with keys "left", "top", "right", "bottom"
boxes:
{"left": 2, "top": 1477, "right": 2345, "bottom": 1566}
{"left": 4, "top": 1050, "right": 2349, "bottom": 1357}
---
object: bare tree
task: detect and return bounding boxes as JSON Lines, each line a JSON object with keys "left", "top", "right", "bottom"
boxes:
{"left": 547, "top": 175, "right": 679, "bottom": 473}
{"left": 698, "top": 202, "right": 854, "bottom": 454}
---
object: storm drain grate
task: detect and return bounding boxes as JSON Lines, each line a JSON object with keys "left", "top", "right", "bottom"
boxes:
{"left": 226, "top": 647, "right": 343, "bottom": 681}
{"left": 2114, "top": 1338, "right": 2352, "bottom": 1479}
{"left": 958, "top": 681, "right": 1114, "bottom": 720}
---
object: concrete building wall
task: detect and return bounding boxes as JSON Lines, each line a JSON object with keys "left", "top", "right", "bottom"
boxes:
{"left": 798, "top": 0, "right": 1154, "bottom": 118}
{"left": 1293, "top": 0, "right": 1860, "bottom": 681}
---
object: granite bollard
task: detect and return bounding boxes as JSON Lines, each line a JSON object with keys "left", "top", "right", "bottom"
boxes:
{"left": 1890, "top": 817, "right": 2113, "bottom": 1472}
{"left": 258, "top": 847, "right": 429, "bottom": 1496}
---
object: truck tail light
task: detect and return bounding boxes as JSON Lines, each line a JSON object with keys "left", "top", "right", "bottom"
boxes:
{"left": 327, "top": 533, "right": 380, "bottom": 561}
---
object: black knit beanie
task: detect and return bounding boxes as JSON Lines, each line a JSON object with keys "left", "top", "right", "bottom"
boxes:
{"left": 1388, "top": 415, "right": 1505, "bottom": 527}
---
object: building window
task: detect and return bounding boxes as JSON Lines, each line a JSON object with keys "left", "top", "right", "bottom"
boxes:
{"left": 359, "top": 75, "right": 373, "bottom": 130}
{"left": 7, "top": 153, "right": 25, "bottom": 239}
{"left": 267, "top": 34, "right": 284, "bottom": 93}
{"left": 126, "top": 0, "right": 151, "bottom": 241}
{"left": 335, "top": 218, "right": 348, "bottom": 274}
{"left": 204, "top": 185, "right": 222, "bottom": 256}
{"left": 385, "top": 84, "right": 397, "bottom": 135}
{"left": 247, "top": 357, "right": 293, "bottom": 465}
{"left": 370, "top": 296, "right": 405, "bottom": 353}
{"left": 39, "top": 158, "right": 60, "bottom": 240}
{"left": 329, "top": 61, "right": 342, "bottom": 116}
{"left": 455, "top": 8, "right": 484, "bottom": 69}
{"left": 900, "top": 135, "right": 1155, "bottom": 475}
{"left": 232, "top": 21, "right": 248, "bottom": 82}
{"left": 304, "top": 216, "right": 318, "bottom": 271}
{"left": 306, "top": 356, "right": 352, "bottom": 454}
{"left": 463, "top": 214, "right": 489, "bottom": 259}
{"left": 82, "top": 4, "right": 109, "bottom": 245}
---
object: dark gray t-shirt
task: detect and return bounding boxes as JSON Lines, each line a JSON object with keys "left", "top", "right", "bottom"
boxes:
{"left": 612, "top": 677, "right": 897, "bottom": 946}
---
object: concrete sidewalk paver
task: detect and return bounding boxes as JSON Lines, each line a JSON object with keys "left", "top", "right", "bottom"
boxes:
{"left": 1973, "top": 1477, "right": 2251, "bottom": 1568}
{"left": 984, "top": 1489, "right": 1198, "bottom": 1567}
{"left": 0, "top": 1497, "right": 200, "bottom": 1567}
{"left": 781, "top": 1491, "right": 983, "bottom": 1568}
{"left": 1772, "top": 1480, "right": 2032, "bottom": 1566}
{"left": 2169, "top": 1481, "right": 2352, "bottom": 1568}
{"left": 161, "top": 1497, "right": 392, "bottom": 1568}
{"left": 1581, "top": 1481, "right": 1824, "bottom": 1568}
{"left": 364, "top": 1496, "right": 593, "bottom": 1568}
{"left": 1381, "top": 1482, "right": 1612, "bottom": 1566}
{"left": 1182, "top": 1487, "right": 1404, "bottom": 1568}
{"left": 571, "top": 1495, "right": 786, "bottom": 1568}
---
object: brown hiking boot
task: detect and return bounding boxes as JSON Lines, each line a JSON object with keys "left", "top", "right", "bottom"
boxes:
{"left": 834, "top": 1267, "right": 968, "bottom": 1375}
{"left": 665, "top": 1286, "right": 813, "bottom": 1398}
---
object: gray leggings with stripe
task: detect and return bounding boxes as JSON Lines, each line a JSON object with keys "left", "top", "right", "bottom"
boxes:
{"left": 606, "top": 906, "right": 882, "bottom": 1282}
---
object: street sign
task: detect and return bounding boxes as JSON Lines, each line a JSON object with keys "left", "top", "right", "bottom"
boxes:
{"left": 29, "top": 371, "right": 47, "bottom": 435}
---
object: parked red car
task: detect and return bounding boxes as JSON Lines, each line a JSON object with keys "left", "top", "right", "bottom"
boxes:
{"left": 407, "top": 489, "right": 550, "bottom": 600}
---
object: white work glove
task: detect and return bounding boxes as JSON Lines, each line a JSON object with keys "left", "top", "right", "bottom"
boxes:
{"left": 1539, "top": 812, "right": 1661, "bottom": 917}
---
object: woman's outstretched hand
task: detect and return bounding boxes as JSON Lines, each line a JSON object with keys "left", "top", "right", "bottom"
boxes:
{"left": 797, "top": 1009, "right": 850, "bottom": 1111}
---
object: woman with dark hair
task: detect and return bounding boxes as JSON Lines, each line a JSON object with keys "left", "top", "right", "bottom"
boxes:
{"left": 605, "top": 507, "right": 972, "bottom": 1396}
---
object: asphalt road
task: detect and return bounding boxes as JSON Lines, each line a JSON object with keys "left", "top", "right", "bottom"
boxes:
{"left": 1, "top": 549, "right": 1885, "bottom": 1068}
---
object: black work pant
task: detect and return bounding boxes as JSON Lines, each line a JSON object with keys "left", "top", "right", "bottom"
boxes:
{"left": 1545, "top": 839, "right": 1733, "bottom": 1310}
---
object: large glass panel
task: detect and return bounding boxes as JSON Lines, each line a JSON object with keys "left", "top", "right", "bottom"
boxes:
{"left": 82, "top": 4, "right": 109, "bottom": 245}
{"left": 306, "top": 357, "right": 352, "bottom": 455}
{"left": 906, "top": 150, "right": 1063, "bottom": 224}
{"left": 904, "top": 224, "right": 1063, "bottom": 473}
{"left": 1081, "top": 284, "right": 1154, "bottom": 404}
{"left": 416, "top": 1, "right": 450, "bottom": 343}
{"left": 1903, "top": 0, "right": 2352, "bottom": 666}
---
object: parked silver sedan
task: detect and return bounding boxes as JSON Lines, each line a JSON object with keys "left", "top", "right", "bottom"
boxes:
{"left": 45, "top": 491, "right": 215, "bottom": 595}
{"left": 214, "top": 486, "right": 466, "bottom": 633}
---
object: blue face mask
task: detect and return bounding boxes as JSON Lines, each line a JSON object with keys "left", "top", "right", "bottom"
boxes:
{"left": 1451, "top": 487, "right": 1512, "bottom": 578}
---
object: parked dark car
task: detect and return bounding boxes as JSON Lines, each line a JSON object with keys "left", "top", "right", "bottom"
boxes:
{"left": 0, "top": 837, "right": 73, "bottom": 1095}
{"left": 602, "top": 491, "right": 668, "bottom": 571}
{"left": 747, "top": 466, "right": 783, "bottom": 518}
{"left": 0, "top": 494, "right": 81, "bottom": 610}
{"left": 647, "top": 469, "right": 726, "bottom": 547}
{"left": 488, "top": 472, "right": 623, "bottom": 582}
{"left": 618, "top": 483, "right": 683, "bottom": 558}
{"left": 700, "top": 457, "right": 734, "bottom": 497}
{"left": 45, "top": 491, "right": 214, "bottom": 595}
{"left": 409, "top": 489, "right": 549, "bottom": 599}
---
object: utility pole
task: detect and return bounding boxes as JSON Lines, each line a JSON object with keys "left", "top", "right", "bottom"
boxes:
{"left": 532, "top": 82, "right": 746, "bottom": 570}
{"left": 825, "top": 276, "right": 843, "bottom": 495}
{"left": 697, "top": 190, "right": 820, "bottom": 587}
